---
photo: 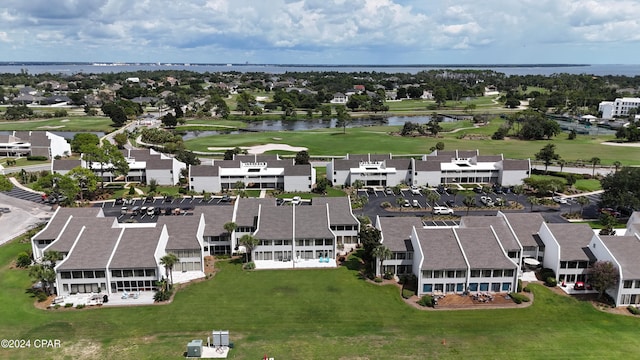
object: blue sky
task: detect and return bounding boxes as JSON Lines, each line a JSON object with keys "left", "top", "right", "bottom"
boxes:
{"left": 0, "top": 0, "right": 638, "bottom": 64}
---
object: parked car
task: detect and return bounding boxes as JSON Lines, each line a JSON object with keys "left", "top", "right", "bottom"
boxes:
{"left": 146, "top": 207, "right": 155, "bottom": 216}
{"left": 385, "top": 188, "right": 394, "bottom": 195}
{"left": 480, "top": 196, "right": 494, "bottom": 206}
{"left": 410, "top": 186, "right": 421, "bottom": 195}
{"left": 432, "top": 206, "right": 454, "bottom": 215}
{"left": 412, "top": 199, "right": 420, "bottom": 207}
{"left": 291, "top": 196, "right": 302, "bottom": 205}
{"left": 403, "top": 199, "right": 411, "bottom": 207}
{"left": 473, "top": 186, "right": 483, "bottom": 193}
{"left": 114, "top": 198, "right": 124, "bottom": 205}
{"left": 600, "top": 207, "right": 621, "bottom": 217}
{"left": 120, "top": 206, "right": 128, "bottom": 215}
{"left": 446, "top": 199, "right": 455, "bottom": 207}
{"left": 552, "top": 196, "right": 568, "bottom": 204}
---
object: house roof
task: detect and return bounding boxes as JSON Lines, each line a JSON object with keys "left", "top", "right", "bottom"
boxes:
{"left": 346, "top": 154, "right": 392, "bottom": 161}
{"left": 295, "top": 206, "right": 334, "bottom": 239}
{"left": 502, "top": 159, "right": 530, "bottom": 171}
{"left": 455, "top": 228, "right": 516, "bottom": 269}
{"left": 196, "top": 206, "right": 235, "bottom": 236}
{"left": 477, "top": 155, "right": 503, "bottom": 162}
{"left": 416, "top": 228, "right": 467, "bottom": 270}
{"left": 190, "top": 164, "right": 219, "bottom": 177}
{"left": 109, "top": 227, "right": 162, "bottom": 269}
{"left": 34, "top": 207, "right": 103, "bottom": 242}
{"left": 460, "top": 216, "right": 520, "bottom": 251}
{"left": 599, "top": 235, "right": 640, "bottom": 279}
{"left": 414, "top": 160, "right": 444, "bottom": 171}
{"left": 57, "top": 219, "right": 121, "bottom": 270}
{"left": 501, "top": 213, "right": 545, "bottom": 248}
{"left": 546, "top": 223, "right": 596, "bottom": 261}
{"left": 157, "top": 216, "right": 202, "bottom": 250}
{"left": 235, "top": 198, "right": 275, "bottom": 228}
{"left": 378, "top": 217, "right": 421, "bottom": 252}
{"left": 53, "top": 159, "right": 82, "bottom": 171}
{"left": 255, "top": 206, "right": 294, "bottom": 240}
{"left": 312, "top": 197, "right": 358, "bottom": 226}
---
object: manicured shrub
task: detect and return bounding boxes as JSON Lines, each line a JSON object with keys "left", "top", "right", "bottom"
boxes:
{"left": 383, "top": 271, "right": 394, "bottom": 280}
{"left": 243, "top": 261, "right": 255, "bottom": 270}
{"left": 36, "top": 292, "right": 48, "bottom": 302}
{"left": 16, "top": 252, "right": 31, "bottom": 268}
{"left": 627, "top": 306, "right": 640, "bottom": 315}
{"left": 402, "top": 289, "right": 415, "bottom": 299}
{"left": 76, "top": 304, "right": 85, "bottom": 309}
{"left": 380, "top": 201, "right": 391, "bottom": 209}
{"left": 523, "top": 286, "right": 531, "bottom": 293}
{"left": 539, "top": 268, "right": 556, "bottom": 281}
{"left": 153, "top": 288, "right": 173, "bottom": 302}
{"left": 509, "top": 293, "right": 530, "bottom": 304}
{"left": 65, "top": 303, "right": 73, "bottom": 308}
{"left": 517, "top": 279, "right": 523, "bottom": 292}
{"left": 545, "top": 277, "right": 557, "bottom": 287}
{"left": 374, "top": 277, "right": 383, "bottom": 283}
{"left": 53, "top": 304, "right": 60, "bottom": 309}
{"left": 215, "top": 254, "right": 230, "bottom": 260}
{"left": 417, "top": 295, "right": 434, "bottom": 307}
{"left": 26, "top": 155, "right": 48, "bottom": 161}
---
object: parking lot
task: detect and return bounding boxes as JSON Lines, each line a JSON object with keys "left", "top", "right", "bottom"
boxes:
{"left": 357, "top": 185, "right": 602, "bottom": 224}
{"left": 96, "top": 195, "right": 235, "bottom": 222}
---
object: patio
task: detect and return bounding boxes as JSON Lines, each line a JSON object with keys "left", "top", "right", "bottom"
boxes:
{"left": 254, "top": 258, "right": 337, "bottom": 270}
{"left": 49, "top": 291, "right": 156, "bottom": 308}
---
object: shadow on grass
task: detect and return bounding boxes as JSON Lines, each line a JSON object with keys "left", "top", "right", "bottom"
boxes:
{"left": 229, "top": 257, "right": 244, "bottom": 265}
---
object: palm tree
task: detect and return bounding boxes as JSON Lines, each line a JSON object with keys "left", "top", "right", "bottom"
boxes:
{"left": 29, "top": 264, "right": 56, "bottom": 295}
{"left": 577, "top": 196, "right": 590, "bottom": 218}
{"left": 42, "top": 250, "right": 62, "bottom": 269}
{"left": 372, "top": 245, "right": 393, "bottom": 277}
{"left": 463, "top": 195, "right": 475, "bottom": 215}
{"left": 613, "top": 161, "right": 622, "bottom": 173}
{"left": 589, "top": 157, "right": 601, "bottom": 177}
{"left": 426, "top": 191, "right": 441, "bottom": 210}
{"left": 558, "top": 159, "right": 566, "bottom": 173}
{"left": 395, "top": 197, "right": 405, "bottom": 212}
{"left": 223, "top": 222, "right": 237, "bottom": 243}
{"left": 160, "top": 253, "right": 179, "bottom": 289}
{"left": 528, "top": 196, "right": 540, "bottom": 212}
{"left": 240, "top": 234, "right": 260, "bottom": 263}
{"left": 512, "top": 185, "right": 525, "bottom": 206}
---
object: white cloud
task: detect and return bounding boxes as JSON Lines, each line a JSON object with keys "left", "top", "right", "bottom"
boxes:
{"left": 0, "top": 0, "right": 639, "bottom": 63}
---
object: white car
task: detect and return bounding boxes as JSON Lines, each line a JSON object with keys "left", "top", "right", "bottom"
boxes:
{"left": 432, "top": 206, "right": 454, "bottom": 215}
{"left": 410, "top": 186, "right": 421, "bottom": 195}
{"left": 412, "top": 199, "right": 420, "bottom": 207}
{"left": 291, "top": 196, "right": 302, "bottom": 205}
{"left": 403, "top": 199, "right": 411, "bottom": 207}
{"left": 553, "top": 196, "right": 568, "bottom": 204}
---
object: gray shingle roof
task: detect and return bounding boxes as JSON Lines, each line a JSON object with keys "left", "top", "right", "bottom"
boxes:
{"left": 34, "top": 207, "right": 103, "bottom": 242}
{"left": 53, "top": 159, "right": 82, "bottom": 171}
{"left": 332, "top": 159, "right": 360, "bottom": 171}
{"left": 255, "top": 206, "right": 293, "bottom": 240}
{"left": 312, "top": 197, "right": 358, "bottom": 226}
{"left": 502, "top": 213, "right": 545, "bottom": 248}
{"left": 190, "top": 165, "right": 219, "bottom": 177}
{"left": 378, "top": 217, "right": 422, "bottom": 252}
{"left": 546, "top": 223, "right": 596, "bottom": 261}
{"left": 416, "top": 228, "right": 467, "bottom": 270}
{"left": 346, "top": 154, "right": 392, "bottom": 161}
{"left": 295, "top": 206, "right": 334, "bottom": 239}
{"left": 235, "top": 198, "right": 275, "bottom": 227}
{"left": 455, "top": 228, "right": 516, "bottom": 269}
{"left": 157, "top": 216, "right": 202, "bottom": 250}
{"left": 599, "top": 235, "right": 640, "bottom": 279}
{"left": 57, "top": 219, "right": 121, "bottom": 270}
{"left": 414, "top": 160, "right": 443, "bottom": 171}
{"left": 109, "top": 227, "right": 162, "bottom": 269}
{"left": 502, "top": 159, "right": 530, "bottom": 170}
{"left": 196, "top": 206, "right": 235, "bottom": 236}
{"left": 460, "top": 216, "right": 520, "bottom": 251}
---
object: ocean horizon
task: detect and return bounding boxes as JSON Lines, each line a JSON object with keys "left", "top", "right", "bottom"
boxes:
{"left": 1, "top": 62, "right": 639, "bottom": 76}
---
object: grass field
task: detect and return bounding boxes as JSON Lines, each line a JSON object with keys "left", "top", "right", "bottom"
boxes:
{"left": 0, "top": 116, "right": 115, "bottom": 132}
{"left": 184, "top": 122, "right": 640, "bottom": 165}
{"left": 1, "top": 238, "right": 640, "bottom": 359}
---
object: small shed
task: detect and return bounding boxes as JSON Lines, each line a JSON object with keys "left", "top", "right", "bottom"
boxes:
{"left": 186, "top": 339, "right": 202, "bottom": 358}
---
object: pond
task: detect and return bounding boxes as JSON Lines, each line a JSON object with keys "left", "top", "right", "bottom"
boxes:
{"left": 180, "top": 115, "right": 452, "bottom": 140}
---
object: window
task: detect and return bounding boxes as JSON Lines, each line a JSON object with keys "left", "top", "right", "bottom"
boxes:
{"left": 480, "top": 283, "right": 489, "bottom": 291}
{"left": 134, "top": 269, "right": 145, "bottom": 277}
{"left": 433, "top": 271, "right": 443, "bottom": 278}
{"left": 635, "top": 281, "right": 640, "bottom": 289}
{"left": 72, "top": 271, "right": 83, "bottom": 279}
{"left": 123, "top": 270, "right": 133, "bottom": 277}
{"left": 423, "top": 270, "right": 432, "bottom": 278}
{"left": 61, "top": 272, "right": 71, "bottom": 279}
{"left": 315, "top": 239, "right": 324, "bottom": 246}
{"left": 624, "top": 280, "right": 633, "bottom": 288}
{"left": 470, "top": 270, "right": 480, "bottom": 277}
{"left": 456, "top": 270, "right": 465, "bottom": 278}
{"left": 502, "top": 282, "right": 511, "bottom": 291}
{"left": 482, "top": 270, "right": 492, "bottom": 277}
{"left": 111, "top": 270, "right": 122, "bottom": 277}
{"left": 560, "top": 261, "right": 567, "bottom": 269}
{"left": 446, "top": 271, "right": 455, "bottom": 278}
{"left": 423, "top": 284, "right": 433, "bottom": 293}
{"left": 469, "top": 283, "right": 478, "bottom": 291}
{"left": 504, "top": 269, "right": 514, "bottom": 277}
{"left": 83, "top": 271, "right": 95, "bottom": 278}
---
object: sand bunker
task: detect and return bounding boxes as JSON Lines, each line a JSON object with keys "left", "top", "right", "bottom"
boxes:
{"left": 207, "top": 143, "right": 308, "bottom": 154}
{"left": 37, "top": 125, "right": 65, "bottom": 129}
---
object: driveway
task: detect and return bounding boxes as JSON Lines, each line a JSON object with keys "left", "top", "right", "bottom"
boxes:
{"left": 0, "top": 192, "right": 53, "bottom": 246}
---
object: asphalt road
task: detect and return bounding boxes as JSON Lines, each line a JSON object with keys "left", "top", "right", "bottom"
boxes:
{"left": 0, "top": 192, "right": 53, "bottom": 245}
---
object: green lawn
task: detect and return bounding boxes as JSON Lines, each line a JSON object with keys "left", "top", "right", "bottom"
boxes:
{"left": 574, "top": 179, "right": 602, "bottom": 192}
{"left": 0, "top": 116, "right": 115, "bottom": 132}
{"left": 184, "top": 123, "right": 640, "bottom": 165}
{"left": 1, "top": 238, "right": 640, "bottom": 359}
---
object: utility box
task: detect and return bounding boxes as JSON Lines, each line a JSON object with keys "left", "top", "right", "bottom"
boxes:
{"left": 212, "top": 330, "right": 230, "bottom": 347}
{"left": 186, "top": 339, "right": 202, "bottom": 358}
